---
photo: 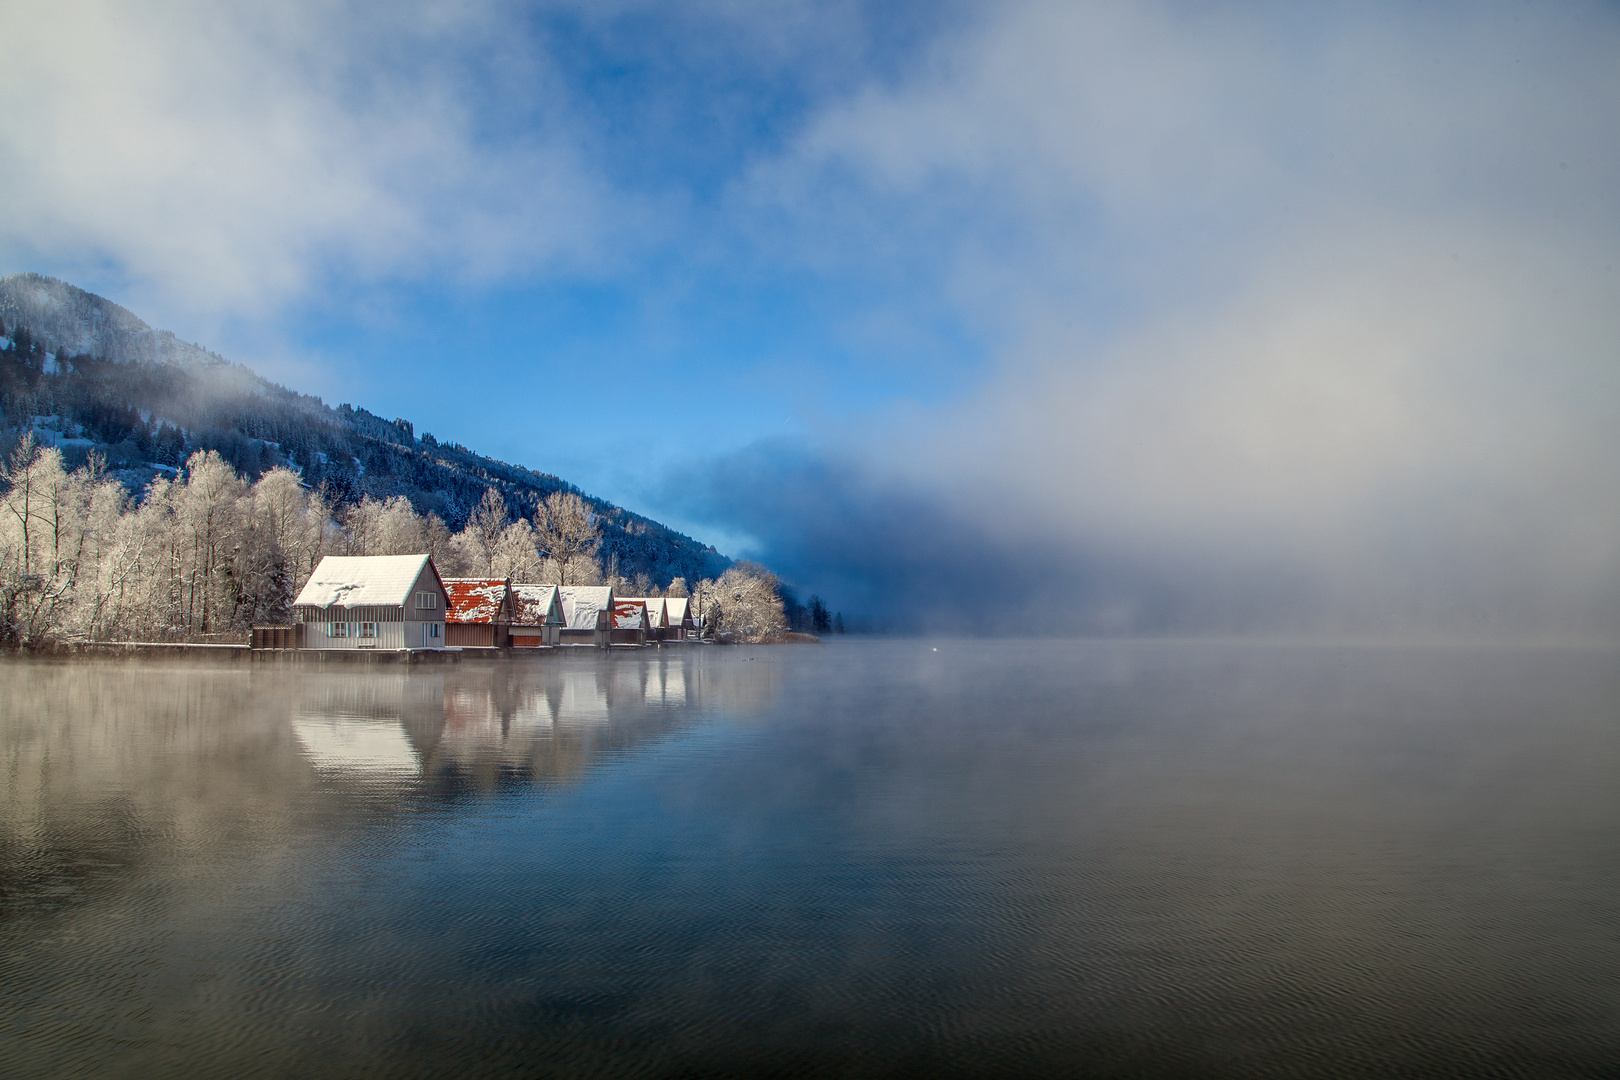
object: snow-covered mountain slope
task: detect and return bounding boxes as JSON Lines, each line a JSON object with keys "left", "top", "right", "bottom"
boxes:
{"left": 0, "top": 273, "right": 227, "bottom": 369}
{"left": 0, "top": 273, "right": 730, "bottom": 587}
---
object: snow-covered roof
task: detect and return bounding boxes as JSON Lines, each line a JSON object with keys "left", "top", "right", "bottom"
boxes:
{"left": 293, "top": 555, "right": 437, "bottom": 609}
{"left": 511, "top": 583, "right": 562, "bottom": 626}
{"left": 443, "top": 578, "right": 508, "bottom": 623}
{"left": 558, "top": 586, "right": 613, "bottom": 630}
{"left": 611, "top": 600, "right": 645, "bottom": 630}
{"left": 622, "top": 597, "right": 666, "bottom": 628}
{"left": 663, "top": 597, "right": 690, "bottom": 624}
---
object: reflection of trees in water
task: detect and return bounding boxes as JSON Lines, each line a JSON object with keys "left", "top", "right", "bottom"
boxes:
{"left": 0, "top": 654, "right": 784, "bottom": 917}
{"left": 1, "top": 662, "right": 327, "bottom": 919}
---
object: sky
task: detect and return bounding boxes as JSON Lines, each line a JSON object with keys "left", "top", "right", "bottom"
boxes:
{"left": 2, "top": 0, "right": 1617, "bottom": 636}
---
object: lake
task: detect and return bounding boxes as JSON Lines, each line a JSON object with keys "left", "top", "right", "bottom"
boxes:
{"left": 3, "top": 640, "right": 1619, "bottom": 1078}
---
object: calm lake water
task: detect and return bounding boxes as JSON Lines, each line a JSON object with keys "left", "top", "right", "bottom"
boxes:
{"left": 3, "top": 640, "right": 1620, "bottom": 1078}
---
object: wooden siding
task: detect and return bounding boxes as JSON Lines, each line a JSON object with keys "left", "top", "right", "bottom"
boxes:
{"left": 297, "top": 605, "right": 404, "bottom": 623}
{"left": 250, "top": 625, "right": 302, "bottom": 649}
{"left": 302, "top": 621, "right": 408, "bottom": 651}
{"left": 447, "top": 623, "right": 495, "bottom": 648}
{"left": 559, "top": 627, "right": 608, "bottom": 647}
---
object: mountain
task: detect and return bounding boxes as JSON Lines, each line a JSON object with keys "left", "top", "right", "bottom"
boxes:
{"left": 0, "top": 273, "right": 729, "bottom": 588}
{"left": 0, "top": 273, "right": 227, "bottom": 369}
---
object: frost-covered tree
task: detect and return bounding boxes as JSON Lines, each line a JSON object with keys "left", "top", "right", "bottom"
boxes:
{"left": 170, "top": 451, "right": 246, "bottom": 633}
{"left": 253, "top": 468, "right": 326, "bottom": 577}
{"left": 532, "top": 491, "right": 600, "bottom": 586}
{"left": 698, "top": 561, "right": 787, "bottom": 643}
{"left": 456, "top": 487, "right": 509, "bottom": 575}
{"left": 0, "top": 437, "right": 74, "bottom": 642}
{"left": 340, "top": 494, "right": 421, "bottom": 557}
{"left": 492, "top": 519, "right": 542, "bottom": 582}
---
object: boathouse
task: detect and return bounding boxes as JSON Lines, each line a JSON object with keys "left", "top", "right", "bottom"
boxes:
{"left": 443, "top": 578, "right": 513, "bottom": 648}
{"left": 625, "top": 597, "right": 666, "bottom": 640}
{"left": 510, "top": 583, "right": 566, "bottom": 647}
{"left": 663, "top": 597, "right": 694, "bottom": 641}
{"left": 292, "top": 554, "right": 450, "bottom": 651}
{"left": 557, "top": 585, "right": 614, "bottom": 647}
{"left": 610, "top": 599, "right": 647, "bottom": 646}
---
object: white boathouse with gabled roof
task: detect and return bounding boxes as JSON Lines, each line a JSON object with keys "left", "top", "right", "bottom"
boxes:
{"left": 557, "top": 585, "right": 614, "bottom": 647}
{"left": 293, "top": 554, "right": 450, "bottom": 650}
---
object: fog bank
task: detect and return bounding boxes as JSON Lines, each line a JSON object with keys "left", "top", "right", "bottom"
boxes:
{"left": 667, "top": 1, "right": 1620, "bottom": 637}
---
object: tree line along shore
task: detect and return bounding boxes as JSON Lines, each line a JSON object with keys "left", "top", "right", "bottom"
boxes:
{"left": 0, "top": 436, "right": 844, "bottom": 649}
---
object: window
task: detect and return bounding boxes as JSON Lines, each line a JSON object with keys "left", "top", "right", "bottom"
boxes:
{"left": 429, "top": 623, "right": 441, "bottom": 639}
{"left": 327, "top": 622, "right": 348, "bottom": 638}
{"left": 415, "top": 591, "right": 438, "bottom": 610}
{"left": 358, "top": 622, "right": 377, "bottom": 638}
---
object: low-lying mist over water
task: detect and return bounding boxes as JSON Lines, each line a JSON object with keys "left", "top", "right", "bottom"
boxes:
{"left": 5, "top": 642, "right": 1620, "bottom": 1077}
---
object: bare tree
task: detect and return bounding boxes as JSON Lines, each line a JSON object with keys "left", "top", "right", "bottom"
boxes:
{"left": 532, "top": 492, "right": 600, "bottom": 587}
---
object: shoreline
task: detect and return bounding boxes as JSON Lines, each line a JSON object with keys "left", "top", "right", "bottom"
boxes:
{"left": 1, "top": 634, "right": 819, "bottom": 664}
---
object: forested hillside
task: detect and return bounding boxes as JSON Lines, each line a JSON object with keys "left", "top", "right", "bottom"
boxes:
{"left": 0, "top": 273, "right": 728, "bottom": 589}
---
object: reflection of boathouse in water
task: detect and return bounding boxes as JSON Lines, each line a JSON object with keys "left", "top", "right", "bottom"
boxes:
{"left": 286, "top": 656, "right": 754, "bottom": 792}
{"left": 290, "top": 673, "right": 448, "bottom": 777}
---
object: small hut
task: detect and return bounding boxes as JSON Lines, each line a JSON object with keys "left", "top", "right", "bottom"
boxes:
{"left": 443, "top": 578, "right": 513, "bottom": 648}
{"left": 557, "top": 586, "right": 614, "bottom": 647}
{"left": 292, "top": 554, "right": 450, "bottom": 650}
{"left": 510, "top": 583, "right": 566, "bottom": 647}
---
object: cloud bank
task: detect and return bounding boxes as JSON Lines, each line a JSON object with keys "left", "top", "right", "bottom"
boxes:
{"left": 0, "top": 0, "right": 610, "bottom": 316}
{"left": 671, "top": 1, "right": 1620, "bottom": 636}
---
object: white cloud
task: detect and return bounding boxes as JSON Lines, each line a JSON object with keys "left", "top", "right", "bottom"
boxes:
{"left": 0, "top": 0, "right": 609, "bottom": 317}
